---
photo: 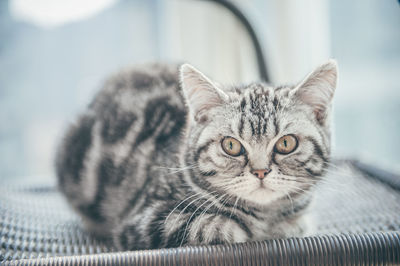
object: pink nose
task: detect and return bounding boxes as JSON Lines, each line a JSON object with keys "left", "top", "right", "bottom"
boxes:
{"left": 251, "top": 169, "right": 271, "bottom": 179}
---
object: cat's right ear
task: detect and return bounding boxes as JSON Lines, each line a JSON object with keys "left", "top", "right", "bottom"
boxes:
{"left": 180, "top": 64, "right": 229, "bottom": 123}
{"left": 290, "top": 59, "right": 338, "bottom": 125}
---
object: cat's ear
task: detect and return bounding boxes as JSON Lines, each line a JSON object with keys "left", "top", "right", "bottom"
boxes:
{"left": 290, "top": 59, "right": 337, "bottom": 125}
{"left": 180, "top": 64, "right": 229, "bottom": 123}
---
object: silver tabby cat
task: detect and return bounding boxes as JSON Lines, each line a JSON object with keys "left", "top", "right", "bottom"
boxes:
{"left": 56, "top": 60, "right": 337, "bottom": 250}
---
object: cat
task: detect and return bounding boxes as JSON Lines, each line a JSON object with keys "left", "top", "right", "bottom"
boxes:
{"left": 56, "top": 60, "right": 337, "bottom": 250}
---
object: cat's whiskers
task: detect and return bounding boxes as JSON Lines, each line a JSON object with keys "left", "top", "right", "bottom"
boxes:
{"left": 155, "top": 163, "right": 200, "bottom": 175}
{"left": 323, "top": 162, "right": 357, "bottom": 176}
{"left": 210, "top": 177, "right": 247, "bottom": 189}
{"left": 179, "top": 192, "right": 222, "bottom": 246}
{"left": 279, "top": 172, "right": 351, "bottom": 192}
{"left": 283, "top": 191, "right": 295, "bottom": 214}
{"left": 296, "top": 176, "right": 352, "bottom": 193}
{"left": 285, "top": 180, "right": 341, "bottom": 196}
{"left": 192, "top": 193, "right": 229, "bottom": 243}
{"left": 201, "top": 193, "right": 228, "bottom": 221}
{"left": 218, "top": 194, "right": 234, "bottom": 216}
{"left": 168, "top": 190, "right": 219, "bottom": 237}
{"left": 228, "top": 196, "right": 240, "bottom": 221}
{"left": 284, "top": 183, "right": 312, "bottom": 195}
{"left": 194, "top": 193, "right": 237, "bottom": 244}
{"left": 164, "top": 190, "right": 206, "bottom": 224}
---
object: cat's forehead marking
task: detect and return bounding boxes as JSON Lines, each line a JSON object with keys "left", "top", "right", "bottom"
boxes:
{"left": 234, "top": 84, "right": 287, "bottom": 140}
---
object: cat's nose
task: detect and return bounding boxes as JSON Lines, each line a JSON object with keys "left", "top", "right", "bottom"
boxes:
{"left": 251, "top": 169, "right": 271, "bottom": 179}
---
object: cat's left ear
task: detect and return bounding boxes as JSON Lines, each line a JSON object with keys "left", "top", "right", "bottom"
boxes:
{"left": 290, "top": 59, "right": 338, "bottom": 125}
{"left": 180, "top": 64, "right": 229, "bottom": 123}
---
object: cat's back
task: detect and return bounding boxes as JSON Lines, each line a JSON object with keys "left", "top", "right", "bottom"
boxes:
{"left": 88, "top": 62, "right": 186, "bottom": 147}
{"left": 56, "top": 63, "right": 187, "bottom": 234}
{"left": 90, "top": 62, "right": 183, "bottom": 120}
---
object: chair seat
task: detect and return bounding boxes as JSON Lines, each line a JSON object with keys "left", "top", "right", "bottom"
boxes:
{"left": 1, "top": 159, "right": 400, "bottom": 265}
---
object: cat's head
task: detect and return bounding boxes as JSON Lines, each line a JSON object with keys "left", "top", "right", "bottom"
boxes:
{"left": 180, "top": 60, "right": 337, "bottom": 206}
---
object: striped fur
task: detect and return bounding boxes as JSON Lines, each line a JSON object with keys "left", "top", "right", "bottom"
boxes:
{"left": 56, "top": 61, "right": 337, "bottom": 250}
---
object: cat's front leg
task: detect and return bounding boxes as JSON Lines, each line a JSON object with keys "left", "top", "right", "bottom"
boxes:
{"left": 113, "top": 208, "right": 251, "bottom": 250}
{"left": 165, "top": 212, "right": 250, "bottom": 246}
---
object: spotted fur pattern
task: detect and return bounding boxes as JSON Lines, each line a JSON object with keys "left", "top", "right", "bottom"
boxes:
{"left": 56, "top": 60, "right": 337, "bottom": 250}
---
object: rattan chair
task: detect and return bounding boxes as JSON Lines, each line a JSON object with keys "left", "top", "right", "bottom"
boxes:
{"left": 1, "top": 159, "right": 400, "bottom": 265}
{"left": 1, "top": 1, "right": 399, "bottom": 265}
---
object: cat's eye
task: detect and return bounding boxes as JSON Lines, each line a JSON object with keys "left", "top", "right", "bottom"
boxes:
{"left": 221, "top": 137, "right": 244, "bottom": 156}
{"left": 274, "top": 135, "right": 298, "bottom": 154}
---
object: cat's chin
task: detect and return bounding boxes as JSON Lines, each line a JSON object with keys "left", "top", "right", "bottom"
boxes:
{"left": 238, "top": 187, "right": 286, "bottom": 206}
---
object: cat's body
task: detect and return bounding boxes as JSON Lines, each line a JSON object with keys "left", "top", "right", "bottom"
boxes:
{"left": 56, "top": 61, "right": 337, "bottom": 250}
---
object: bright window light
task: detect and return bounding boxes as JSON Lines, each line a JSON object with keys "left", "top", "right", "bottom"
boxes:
{"left": 10, "top": 0, "right": 118, "bottom": 28}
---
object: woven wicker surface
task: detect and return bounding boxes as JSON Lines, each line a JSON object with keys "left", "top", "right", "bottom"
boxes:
{"left": 1, "top": 160, "right": 400, "bottom": 263}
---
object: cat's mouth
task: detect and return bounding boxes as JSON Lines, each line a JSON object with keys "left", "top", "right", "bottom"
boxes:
{"left": 253, "top": 183, "right": 276, "bottom": 193}
{"left": 258, "top": 180, "right": 275, "bottom": 191}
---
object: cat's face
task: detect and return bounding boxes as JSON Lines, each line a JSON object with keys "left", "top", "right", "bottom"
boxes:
{"left": 181, "top": 61, "right": 337, "bottom": 206}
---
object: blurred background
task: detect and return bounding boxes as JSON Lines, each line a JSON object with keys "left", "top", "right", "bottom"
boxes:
{"left": 0, "top": 0, "right": 399, "bottom": 180}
